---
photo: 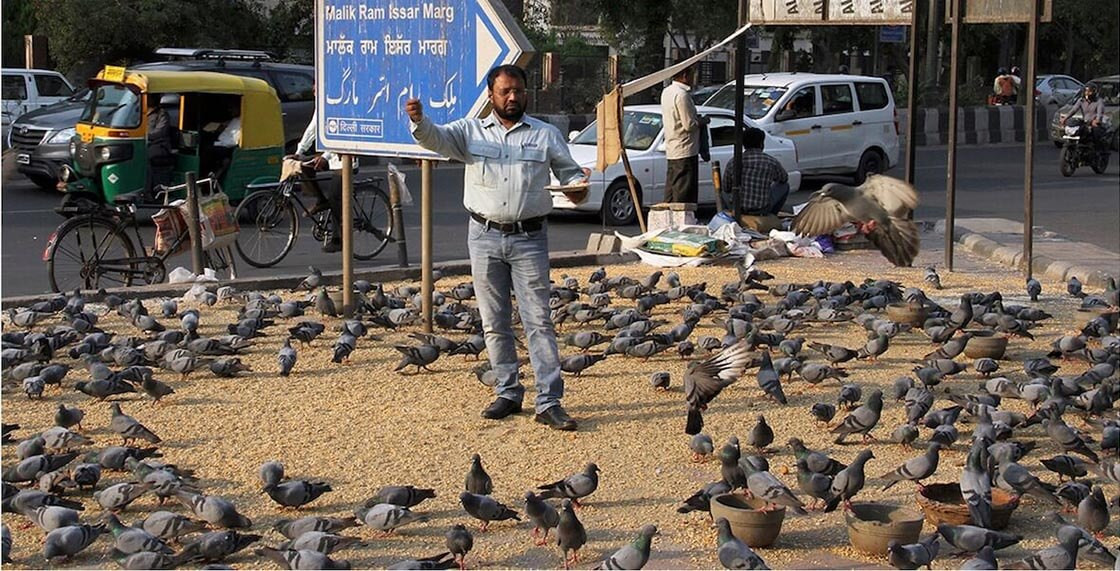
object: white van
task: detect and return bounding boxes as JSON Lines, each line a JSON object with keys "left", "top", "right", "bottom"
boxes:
{"left": 704, "top": 73, "right": 899, "bottom": 182}
{"left": 2, "top": 68, "right": 75, "bottom": 145}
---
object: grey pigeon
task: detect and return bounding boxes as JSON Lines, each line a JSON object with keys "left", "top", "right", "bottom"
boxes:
{"left": 266, "top": 479, "right": 333, "bottom": 509}
{"left": 974, "top": 358, "right": 1000, "bottom": 377}
{"left": 1067, "top": 276, "right": 1083, "bottom": 298}
{"left": 176, "top": 491, "right": 252, "bottom": 528}
{"left": 690, "top": 433, "right": 715, "bottom": 461}
{"left": 260, "top": 460, "right": 285, "bottom": 489}
{"left": 792, "top": 175, "right": 919, "bottom": 266}
{"left": 273, "top": 516, "right": 360, "bottom": 540}
{"left": 108, "top": 403, "right": 161, "bottom": 444}
{"left": 880, "top": 443, "right": 940, "bottom": 491}
{"left": 960, "top": 546, "right": 999, "bottom": 570}
{"left": 94, "top": 482, "right": 149, "bottom": 511}
{"left": 279, "top": 531, "right": 362, "bottom": 554}
{"left": 1076, "top": 485, "right": 1109, "bottom": 536}
{"left": 924, "top": 266, "right": 942, "bottom": 289}
{"left": 385, "top": 552, "right": 456, "bottom": 570}
{"left": 1002, "top": 525, "right": 1080, "bottom": 569}
{"left": 742, "top": 463, "right": 806, "bottom": 514}
{"left": 798, "top": 363, "right": 848, "bottom": 385}
{"left": 394, "top": 344, "right": 441, "bottom": 373}
{"left": 857, "top": 334, "right": 890, "bottom": 360}
{"left": 43, "top": 523, "right": 107, "bottom": 561}
{"left": 366, "top": 485, "right": 437, "bottom": 508}
{"left": 755, "top": 352, "right": 787, "bottom": 404}
{"left": 890, "top": 423, "right": 920, "bottom": 445}
{"left": 649, "top": 371, "right": 670, "bottom": 391}
{"left": 832, "top": 389, "right": 883, "bottom": 444}
{"left": 677, "top": 480, "right": 732, "bottom": 516}
{"left": 179, "top": 530, "right": 261, "bottom": 563}
{"left": 316, "top": 288, "right": 337, "bottom": 317}
{"left": 106, "top": 513, "right": 171, "bottom": 555}
{"left": 458, "top": 492, "right": 519, "bottom": 531}
{"left": 887, "top": 534, "right": 940, "bottom": 570}
{"left": 684, "top": 341, "right": 753, "bottom": 435}
{"left": 595, "top": 524, "right": 657, "bottom": 570}
{"left": 292, "top": 267, "right": 323, "bottom": 292}
{"left": 961, "top": 439, "right": 993, "bottom": 529}
{"left": 142, "top": 510, "right": 208, "bottom": 541}
{"left": 746, "top": 415, "right": 774, "bottom": 451}
{"left": 1040, "top": 455, "right": 1088, "bottom": 481}
{"left": 140, "top": 376, "right": 175, "bottom": 403}
{"left": 29, "top": 505, "right": 80, "bottom": 532}
{"left": 809, "top": 341, "right": 860, "bottom": 364}
{"left": 537, "top": 463, "right": 600, "bottom": 507}
{"left": 465, "top": 454, "right": 493, "bottom": 495}
{"left": 255, "top": 546, "right": 351, "bottom": 570}
{"left": 54, "top": 404, "right": 85, "bottom": 430}
{"left": 996, "top": 461, "right": 1060, "bottom": 505}
{"left": 356, "top": 503, "right": 430, "bottom": 533}
{"left": 557, "top": 499, "right": 587, "bottom": 569}
{"left": 937, "top": 523, "right": 1021, "bottom": 552}
{"left": 2, "top": 525, "right": 11, "bottom": 564}
{"left": 524, "top": 491, "right": 560, "bottom": 545}
{"left": 1044, "top": 418, "right": 1099, "bottom": 462}
{"left": 1026, "top": 278, "right": 1042, "bottom": 301}
{"left": 560, "top": 353, "right": 607, "bottom": 376}
{"left": 715, "top": 517, "right": 769, "bottom": 569}
{"left": 445, "top": 523, "right": 473, "bottom": 569}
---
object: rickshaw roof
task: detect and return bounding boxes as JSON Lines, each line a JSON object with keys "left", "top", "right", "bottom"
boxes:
{"left": 95, "top": 69, "right": 277, "bottom": 96}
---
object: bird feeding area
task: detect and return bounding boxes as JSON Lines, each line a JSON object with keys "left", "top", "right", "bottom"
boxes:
{"left": 1, "top": 246, "right": 1118, "bottom": 569}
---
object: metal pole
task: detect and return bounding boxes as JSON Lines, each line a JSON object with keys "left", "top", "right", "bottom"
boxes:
{"left": 1022, "top": 0, "right": 1039, "bottom": 279}
{"left": 386, "top": 165, "right": 409, "bottom": 268}
{"left": 421, "top": 159, "right": 433, "bottom": 333}
{"left": 341, "top": 154, "right": 353, "bottom": 317}
{"left": 732, "top": 0, "right": 748, "bottom": 221}
{"left": 904, "top": 0, "right": 921, "bottom": 186}
{"left": 185, "top": 171, "right": 203, "bottom": 275}
{"left": 945, "top": 0, "right": 962, "bottom": 271}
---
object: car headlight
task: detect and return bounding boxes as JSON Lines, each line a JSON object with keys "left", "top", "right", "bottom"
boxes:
{"left": 1065, "top": 125, "right": 1079, "bottom": 135}
{"left": 47, "top": 127, "right": 76, "bottom": 144}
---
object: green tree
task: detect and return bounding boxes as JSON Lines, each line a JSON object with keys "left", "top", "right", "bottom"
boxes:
{"left": 2, "top": 0, "right": 37, "bottom": 68}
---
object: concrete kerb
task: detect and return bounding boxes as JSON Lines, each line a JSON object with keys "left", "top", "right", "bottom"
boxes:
{"left": 0, "top": 251, "right": 639, "bottom": 309}
{"left": 950, "top": 224, "right": 1117, "bottom": 289}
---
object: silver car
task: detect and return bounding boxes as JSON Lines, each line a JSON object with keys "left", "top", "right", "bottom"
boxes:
{"left": 1034, "top": 74, "right": 1083, "bottom": 107}
{"left": 550, "top": 104, "right": 802, "bottom": 226}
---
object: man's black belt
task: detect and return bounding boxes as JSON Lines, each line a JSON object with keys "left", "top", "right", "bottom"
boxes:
{"left": 470, "top": 212, "right": 545, "bottom": 234}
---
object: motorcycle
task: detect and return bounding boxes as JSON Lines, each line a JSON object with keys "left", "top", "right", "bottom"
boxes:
{"left": 1059, "top": 117, "right": 1112, "bottom": 177}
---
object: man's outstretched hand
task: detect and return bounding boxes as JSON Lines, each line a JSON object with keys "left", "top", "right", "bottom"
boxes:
{"left": 405, "top": 98, "right": 424, "bottom": 124}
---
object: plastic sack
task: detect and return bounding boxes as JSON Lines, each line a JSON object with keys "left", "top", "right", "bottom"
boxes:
{"left": 182, "top": 184, "right": 239, "bottom": 251}
{"left": 168, "top": 267, "right": 196, "bottom": 284}
{"left": 387, "top": 163, "right": 413, "bottom": 206}
{"left": 152, "top": 199, "right": 188, "bottom": 256}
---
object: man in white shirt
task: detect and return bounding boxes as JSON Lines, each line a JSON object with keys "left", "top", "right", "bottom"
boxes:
{"left": 660, "top": 65, "right": 700, "bottom": 203}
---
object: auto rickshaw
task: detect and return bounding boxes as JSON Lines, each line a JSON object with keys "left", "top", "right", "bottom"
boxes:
{"left": 59, "top": 67, "right": 283, "bottom": 210}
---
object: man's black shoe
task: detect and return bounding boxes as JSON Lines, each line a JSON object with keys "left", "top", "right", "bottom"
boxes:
{"left": 321, "top": 241, "right": 342, "bottom": 253}
{"left": 535, "top": 406, "right": 577, "bottom": 431}
{"left": 306, "top": 201, "right": 331, "bottom": 218}
{"left": 481, "top": 398, "right": 522, "bottom": 420}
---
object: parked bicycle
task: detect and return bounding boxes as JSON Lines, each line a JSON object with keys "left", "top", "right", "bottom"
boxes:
{"left": 44, "top": 179, "right": 237, "bottom": 293}
{"left": 233, "top": 171, "right": 393, "bottom": 268}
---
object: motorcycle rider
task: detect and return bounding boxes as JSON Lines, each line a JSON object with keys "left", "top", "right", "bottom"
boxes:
{"left": 1063, "top": 83, "right": 1107, "bottom": 148}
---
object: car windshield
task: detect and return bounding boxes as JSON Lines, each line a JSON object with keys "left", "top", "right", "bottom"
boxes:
{"left": 702, "top": 85, "right": 788, "bottom": 118}
{"left": 81, "top": 84, "right": 141, "bottom": 128}
{"left": 571, "top": 110, "right": 664, "bottom": 150}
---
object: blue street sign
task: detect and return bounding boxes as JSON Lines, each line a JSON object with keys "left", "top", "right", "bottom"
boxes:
{"left": 315, "top": 0, "right": 534, "bottom": 159}
{"left": 879, "top": 25, "right": 907, "bottom": 43}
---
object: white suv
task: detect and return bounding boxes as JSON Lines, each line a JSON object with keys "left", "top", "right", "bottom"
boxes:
{"left": 2, "top": 68, "right": 75, "bottom": 146}
{"left": 705, "top": 73, "right": 899, "bottom": 182}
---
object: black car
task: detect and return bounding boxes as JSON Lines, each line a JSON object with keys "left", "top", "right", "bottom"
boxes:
{"left": 8, "top": 48, "right": 314, "bottom": 190}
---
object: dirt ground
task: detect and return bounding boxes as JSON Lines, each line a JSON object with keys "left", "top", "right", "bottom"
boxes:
{"left": 1, "top": 245, "right": 1115, "bottom": 569}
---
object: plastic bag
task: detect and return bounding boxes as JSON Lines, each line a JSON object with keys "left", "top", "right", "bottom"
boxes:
{"left": 153, "top": 199, "right": 188, "bottom": 256}
{"left": 182, "top": 183, "right": 238, "bottom": 251}
{"left": 387, "top": 163, "right": 413, "bottom": 206}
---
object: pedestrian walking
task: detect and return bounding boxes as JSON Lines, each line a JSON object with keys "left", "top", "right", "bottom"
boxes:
{"left": 660, "top": 65, "right": 701, "bottom": 204}
{"left": 406, "top": 65, "right": 590, "bottom": 431}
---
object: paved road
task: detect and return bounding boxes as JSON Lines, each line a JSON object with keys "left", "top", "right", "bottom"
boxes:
{"left": 2, "top": 142, "right": 1117, "bottom": 297}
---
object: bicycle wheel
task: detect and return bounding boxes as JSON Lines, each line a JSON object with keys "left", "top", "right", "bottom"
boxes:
{"left": 234, "top": 189, "right": 298, "bottom": 268}
{"left": 47, "top": 215, "right": 137, "bottom": 293}
{"left": 351, "top": 183, "right": 393, "bottom": 260}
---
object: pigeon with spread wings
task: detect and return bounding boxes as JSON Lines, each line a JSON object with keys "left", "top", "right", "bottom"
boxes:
{"left": 793, "top": 175, "right": 920, "bottom": 267}
{"left": 684, "top": 341, "right": 753, "bottom": 435}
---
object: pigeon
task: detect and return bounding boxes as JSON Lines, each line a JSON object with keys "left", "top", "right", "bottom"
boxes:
{"left": 209, "top": 357, "right": 251, "bottom": 377}
{"left": 755, "top": 352, "right": 787, "bottom": 404}
{"left": 331, "top": 333, "right": 356, "bottom": 363}
{"left": 366, "top": 486, "right": 437, "bottom": 508}
{"left": 925, "top": 267, "right": 942, "bottom": 290}
{"left": 278, "top": 338, "right": 297, "bottom": 376}
{"left": 445, "top": 523, "right": 473, "bottom": 570}
{"left": 465, "top": 454, "right": 493, "bottom": 495}
{"left": 29, "top": 505, "right": 80, "bottom": 532}
{"left": 798, "top": 364, "right": 848, "bottom": 385}
{"left": 560, "top": 353, "right": 607, "bottom": 376}
{"left": 831, "top": 389, "right": 883, "bottom": 444}
{"left": 266, "top": 479, "right": 333, "bottom": 509}
{"left": 176, "top": 491, "right": 252, "bottom": 528}
{"left": 316, "top": 288, "right": 338, "bottom": 317}
{"left": 811, "top": 403, "right": 837, "bottom": 424}
{"left": 974, "top": 358, "right": 999, "bottom": 377}
{"left": 838, "top": 384, "right": 863, "bottom": 410}
{"left": 936, "top": 524, "right": 1021, "bottom": 552}
{"left": 356, "top": 503, "right": 430, "bottom": 534}
{"left": 537, "top": 463, "right": 600, "bottom": 507}
{"left": 140, "top": 376, "right": 175, "bottom": 403}
{"left": 459, "top": 492, "right": 519, "bottom": 532}
{"left": 960, "top": 546, "right": 998, "bottom": 570}
{"left": 394, "top": 344, "right": 440, "bottom": 373}
{"left": 292, "top": 267, "right": 323, "bottom": 292}
{"left": 649, "top": 371, "right": 670, "bottom": 391}
{"left": 880, "top": 443, "right": 940, "bottom": 491}
{"left": 741, "top": 462, "right": 806, "bottom": 514}
{"left": 1044, "top": 418, "right": 1099, "bottom": 462}
{"left": 792, "top": 175, "right": 920, "bottom": 266}
{"left": 386, "top": 552, "right": 457, "bottom": 570}
{"left": 996, "top": 461, "right": 1060, "bottom": 505}
{"left": 525, "top": 491, "right": 561, "bottom": 545}
{"left": 809, "top": 342, "right": 859, "bottom": 364}
{"left": 715, "top": 517, "right": 769, "bottom": 569}
{"left": 595, "top": 524, "right": 657, "bottom": 570}
{"left": 1026, "top": 278, "right": 1042, "bottom": 301}
{"left": 961, "top": 440, "right": 993, "bottom": 529}
{"left": 1002, "top": 525, "right": 1080, "bottom": 569}
{"left": 108, "top": 403, "right": 161, "bottom": 444}
{"left": 1077, "top": 485, "right": 1109, "bottom": 537}
{"left": 746, "top": 415, "right": 774, "bottom": 451}
{"left": 142, "top": 511, "right": 208, "bottom": 541}
{"left": 273, "top": 516, "right": 361, "bottom": 540}
{"left": 890, "top": 423, "right": 920, "bottom": 446}
{"left": 277, "top": 530, "right": 362, "bottom": 554}
{"left": 1067, "top": 276, "right": 1084, "bottom": 298}
{"left": 93, "top": 482, "right": 149, "bottom": 512}
{"left": 822, "top": 449, "right": 874, "bottom": 512}
{"left": 106, "top": 513, "right": 172, "bottom": 555}
{"left": 795, "top": 458, "right": 835, "bottom": 510}
{"left": 1040, "top": 455, "right": 1088, "bottom": 482}
{"left": 684, "top": 341, "right": 753, "bottom": 435}
{"left": 255, "top": 546, "right": 351, "bottom": 570}
{"left": 179, "top": 530, "right": 261, "bottom": 563}
{"left": 556, "top": 499, "right": 587, "bottom": 569}
{"left": 888, "top": 534, "right": 940, "bottom": 570}
{"left": 43, "top": 523, "right": 107, "bottom": 561}
{"left": 690, "top": 433, "right": 715, "bottom": 462}
{"left": 1044, "top": 512, "right": 1117, "bottom": 566}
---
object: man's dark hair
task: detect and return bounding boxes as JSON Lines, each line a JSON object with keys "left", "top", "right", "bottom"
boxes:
{"left": 744, "top": 127, "right": 766, "bottom": 150}
{"left": 486, "top": 65, "right": 527, "bottom": 90}
{"left": 672, "top": 63, "right": 693, "bottom": 80}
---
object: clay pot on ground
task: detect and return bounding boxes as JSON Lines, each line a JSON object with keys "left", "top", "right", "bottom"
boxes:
{"left": 963, "top": 329, "right": 1009, "bottom": 360}
{"left": 709, "top": 493, "right": 786, "bottom": 548}
{"left": 845, "top": 502, "right": 924, "bottom": 556}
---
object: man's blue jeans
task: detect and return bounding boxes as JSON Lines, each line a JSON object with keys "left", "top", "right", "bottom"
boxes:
{"left": 467, "top": 217, "right": 563, "bottom": 414}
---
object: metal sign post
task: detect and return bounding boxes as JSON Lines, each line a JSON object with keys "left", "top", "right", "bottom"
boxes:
{"left": 904, "top": 2, "right": 920, "bottom": 186}
{"left": 341, "top": 154, "right": 354, "bottom": 317}
{"left": 185, "top": 171, "right": 204, "bottom": 275}
{"left": 421, "top": 159, "right": 433, "bottom": 333}
{"left": 945, "top": 0, "right": 962, "bottom": 271}
{"left": 1022, "top": 0, "right": 1040, "bottom": 278}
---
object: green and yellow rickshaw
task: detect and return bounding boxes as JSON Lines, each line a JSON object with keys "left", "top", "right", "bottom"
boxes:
{"left": 59, "top": 67, "right": 283, "bottom": 210}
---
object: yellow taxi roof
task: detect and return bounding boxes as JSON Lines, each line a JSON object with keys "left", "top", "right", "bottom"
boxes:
{"left": 97, "top": 69, "right": 277, "bottom": 95}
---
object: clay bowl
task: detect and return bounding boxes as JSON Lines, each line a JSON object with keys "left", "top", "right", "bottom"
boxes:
{"left": 709, "top": 493, "right": 785, "bottom": 547}
{"left": 327, "top": 290, "right": 351, "bottom": 315}
{"left": 916, "top": 483, "right": 1020, "bottom": 530}
{"left": 845, "top": 502, "right": 924, "bottom": 556}
{"left": 963, "top": 329, "right": 1009, "bottom": 360}
{"left": 1077, "top": 307, "right": 1119, "bottom": 334}
{"left": 886, "top": 302, "right": 929, "bottom": 327}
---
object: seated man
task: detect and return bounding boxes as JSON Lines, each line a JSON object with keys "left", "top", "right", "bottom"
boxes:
{"left": 724, "top": 127, "right": 789, "bottom": 218}
{"left": 202, "top": 99, "right": 241, "bottom": 179}
{"left": 146, "top": 94, "right": 178, "bottom": 198}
